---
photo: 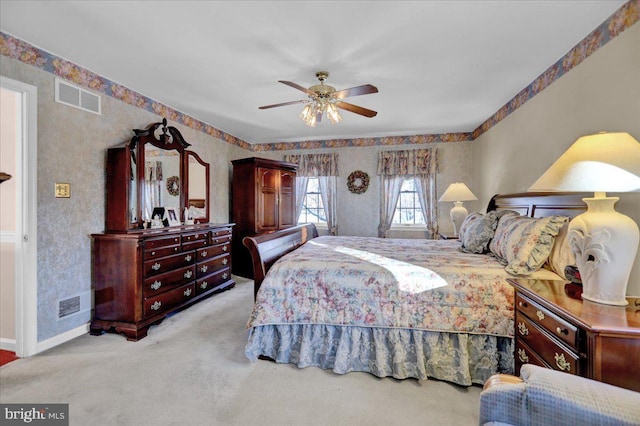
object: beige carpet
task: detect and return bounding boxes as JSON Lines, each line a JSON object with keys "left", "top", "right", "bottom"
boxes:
{"left": 0, "top": 277, "right": 482, "bottom": 425}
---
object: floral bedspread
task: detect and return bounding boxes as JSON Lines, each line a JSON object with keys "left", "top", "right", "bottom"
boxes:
{"left": 248, "top": 236, "right": 523, "bottom": 338}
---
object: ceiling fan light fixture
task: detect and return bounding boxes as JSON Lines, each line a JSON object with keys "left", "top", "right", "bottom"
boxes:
{"left": 326, "top": 103, "right": 343, "bottom": 124}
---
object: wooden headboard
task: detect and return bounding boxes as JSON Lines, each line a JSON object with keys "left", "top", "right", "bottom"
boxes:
{"left": 243, "top": 223, "right": 319, "bottom": 299}
{"left": 488, "top": 192, "right": 588, "bottom": 219}
{"left": 243, "top": 192, "right": 589, "bottom": 299}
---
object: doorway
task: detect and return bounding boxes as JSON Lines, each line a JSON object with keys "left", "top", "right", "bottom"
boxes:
{"left": 0, "top": 76, "right": 38, "bottom": 357}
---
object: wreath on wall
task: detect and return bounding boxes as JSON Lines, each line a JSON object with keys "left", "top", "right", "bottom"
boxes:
{"left": 166, "top": 176, "right": 180, "bottom": 196}
{"left": 347, "top": 170, "right": 370, "bottom": 194}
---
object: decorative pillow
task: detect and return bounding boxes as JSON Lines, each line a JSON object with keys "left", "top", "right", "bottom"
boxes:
{"left": 459, "top": 210, "right": 520, "bottom": 254}
{"left": 458, "top": 212, "right": 482, "bottom": 242}
{"left": 545, "top": 221, "right": 576, "bottom": 279}
{"left": 489, "top": 214, "right": 569, "bottom": 276}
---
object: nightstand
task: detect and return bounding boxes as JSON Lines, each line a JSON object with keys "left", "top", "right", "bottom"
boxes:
{"left": 507, "top": 278, "right": 640, "bottom": 392}
{"left": 438, "top": 232, "right": 457, "bottom": 240}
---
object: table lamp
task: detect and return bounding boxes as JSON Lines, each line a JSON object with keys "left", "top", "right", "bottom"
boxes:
{"left": 438, "top": 182, "right": 478, "bottom": 237}
{"left": 528, "top": 132, "right": 640, "bottom": 306}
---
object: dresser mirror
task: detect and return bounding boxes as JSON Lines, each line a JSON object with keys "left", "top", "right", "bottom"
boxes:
{"left": 186, "top": 151, "right": 210, "bottom": 223}
{"left": 106, "top": 119, "right": 213, "bottom": 231}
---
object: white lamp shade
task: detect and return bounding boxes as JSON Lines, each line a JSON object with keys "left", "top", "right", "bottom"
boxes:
{"left": 438, "top": 182, "right": 478, "bottom": 202}
{"left": 528, "top": 132, "right": 640, "bottom": 192}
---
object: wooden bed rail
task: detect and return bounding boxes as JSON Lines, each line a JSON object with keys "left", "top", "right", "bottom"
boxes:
{"left": 243, "top": 223, "right": 319, "bottom": 298}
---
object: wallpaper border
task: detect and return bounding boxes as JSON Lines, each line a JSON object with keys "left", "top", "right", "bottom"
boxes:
{"left": 1, "top": 0, "right": 637, "bottom": 151}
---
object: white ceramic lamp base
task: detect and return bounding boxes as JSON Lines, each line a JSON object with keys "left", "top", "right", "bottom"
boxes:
{"left": 450, "top": 201, "right": 469, "bottom": 237}
{"left": 568, "top": 196, "right": 639, "bottom": 306}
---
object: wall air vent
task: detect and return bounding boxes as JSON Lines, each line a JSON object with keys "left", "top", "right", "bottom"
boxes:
{"left": 55, "top": 78, "right": 101, "bottom": 115}
{"left": 58, "top": 291, "right": 91, "bottom": 320}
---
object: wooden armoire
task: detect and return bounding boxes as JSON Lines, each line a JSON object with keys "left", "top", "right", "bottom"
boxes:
{"left": 231, "top": 157, "right": 297, "bottom": 277}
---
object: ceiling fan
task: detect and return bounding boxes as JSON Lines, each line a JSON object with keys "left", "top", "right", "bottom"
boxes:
{"left": 259, "top": 71, "right": 378, "bottom": 127}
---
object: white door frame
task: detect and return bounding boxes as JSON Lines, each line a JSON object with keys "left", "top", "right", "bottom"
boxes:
{"left": 1, "top": 76, "right": 38, "bottom": 357}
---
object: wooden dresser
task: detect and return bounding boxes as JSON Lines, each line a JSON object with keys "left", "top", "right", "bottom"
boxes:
{"left": 91, "top": 223, "right": 234, "bottom": 341}
{"left": 231, "top": 157, "right": 297, "bottom": 278}
{"left": 508, "top": 278, "right": 640, "bottom": 392}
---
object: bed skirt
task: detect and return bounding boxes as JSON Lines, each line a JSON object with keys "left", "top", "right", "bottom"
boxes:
{"left": 246, "top": 324, "right": 514, "bottom": 386}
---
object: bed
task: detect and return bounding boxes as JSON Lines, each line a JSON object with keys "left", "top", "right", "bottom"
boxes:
{"left": 243, "top": 192, "right": 588, "bottom": 386}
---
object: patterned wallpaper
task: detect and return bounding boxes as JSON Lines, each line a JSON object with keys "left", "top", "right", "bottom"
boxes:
{"left": 1, "top": 0, "right": 637, "bottom": 151}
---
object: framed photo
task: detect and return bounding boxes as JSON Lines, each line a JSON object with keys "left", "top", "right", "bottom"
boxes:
{"left": 166, "top": 208, "right": 180, "bottom": 226}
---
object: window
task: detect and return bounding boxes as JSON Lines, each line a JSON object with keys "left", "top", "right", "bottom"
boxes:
{"left": 392, "top": 178, "right": 425, "bottom": 225}
{"left": 298, "top": 177, "right": 327, "bottom": 224}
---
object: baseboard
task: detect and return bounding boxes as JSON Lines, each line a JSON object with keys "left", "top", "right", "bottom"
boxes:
{"left": 0, "top": 338, "right": 17, "bottom": 352}
{"left": 35, "top": 323, "right": 89, "bottom": 355}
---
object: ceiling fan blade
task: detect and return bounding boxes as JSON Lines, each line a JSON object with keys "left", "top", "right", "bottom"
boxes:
{"left": 278, "top": 80, "right": 315, "bottom": 96}
{"left": 258, "top": 99, "right": 308, "bottom": 109}
{"left": 333, "top": 84, "right": 378, "bottom": 99}
{"left": 335, "top": 101, "right": 377, "bottom": 118}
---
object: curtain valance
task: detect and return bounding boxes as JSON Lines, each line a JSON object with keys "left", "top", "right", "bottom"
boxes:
{"left": 284, "top": 153, "right": 339, "bottom": 177}
{"left": 377, "top": 148, "right": 438, "bottom": 176}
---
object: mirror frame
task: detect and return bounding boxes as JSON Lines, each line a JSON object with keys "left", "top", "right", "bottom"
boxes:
{"left": 184, "top": 151, "right": 210, "bottom": 224}
{"left": 131, "top": 119, "right": 190, "bottom": 228}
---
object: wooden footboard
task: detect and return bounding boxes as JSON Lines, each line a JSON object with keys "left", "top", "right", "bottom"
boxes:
{"left": 243, "top": 224, "right": 319, "bottom": 298}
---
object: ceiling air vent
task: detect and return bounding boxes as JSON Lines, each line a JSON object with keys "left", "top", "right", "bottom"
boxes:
{"left": 55, "top": 78, "right": 101, "bottom": 115}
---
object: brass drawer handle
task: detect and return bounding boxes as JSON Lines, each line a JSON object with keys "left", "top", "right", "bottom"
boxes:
{"left": 518, "top": 348, "right": 529, "bottom": 363}
{"left": 517, "top": 322, "right": 529, "bottom": 336}
{"left": 201, "top": 265, "right": 208, "bottom": 273}
{"left": 152, "top": 262, "right": 161, "bottom": 271}
{"left": 151, "top": 251, "right": 156, "bottom": 256}
{"left": 184, "top": 288, "right": 192, "bottom": 297}
{"left": 518, "top": 301, "right": 528, "bottom": 308}
{"left": 222, "top": 258, "right": 228, "bottom": 265}
{"left": 185, "top": 255, "right": 192, "bottom": 262}
{"left": 222, "top": 245, "right": 228, "bottom": 252}
{"left": 200, "top": 281, "right": 208, "bottom": 289}
{"left": 184, "top": 270, "right": 193, "bottom": 279}
{"left": 554, "top": 353, "right": 571, "bottom": 372}
{"left": 536, "top": 310, "right": 545, "bottom": 321}
{"left": 151, "top": 301, "right": 162, "bottom": 311}
{"left": 202, "top": 250, "right": 208, "bottom": 257}
{"left": 174, "top": 247, "right": 179, "bottom": 252}
{"left": 151, "top": 280, "right": 162, "bottom": 291}
{"left": 556, "top": 327, "right": 568, "bottom": 335}
{"left": 222, "top": 272, "right": 228, "bottom": 280}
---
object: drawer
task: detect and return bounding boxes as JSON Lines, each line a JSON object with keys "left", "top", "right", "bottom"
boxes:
{"left": 143, "top": 265, "right": 196, "bottom": 297}
{"left": 211, "top": 233, "right": 232, "bottom": 246}
{"left": 516, "top": 293, "right": 579, "bottom": 351}
{"left": 515, "top": 311, "right": 581, "bottom": 375}
{"left": 211, "top": 227, "right": 232, "bottom": 238}
{"left": 196, "top": 267, "right": 231, "bottom": 295}
{"left": 143, "top": 283, "right": 195, "bottom": 317}
{"left": 196, "top": 253, "right": 230, "bottom": 278}
{"left": 145, "top": 235, "right": 181, "bottom": 250}
{"left": 183, "top": 238, "right": 210, "bottom": 252}
{"left": 182, "top": 231, "right": 208, "bottom": 244}
{"left": 515, "top": 339, "right": 548, "bottom": 372}
{"left": 197, "top": 243, "right": 229, "bottom": 261}
{"left": 143, "top": 250, "right": 195, "bottom": 276}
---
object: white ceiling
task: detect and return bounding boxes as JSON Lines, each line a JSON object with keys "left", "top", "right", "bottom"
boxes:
{"left": 0, "top": 1, "right": 626, "bottom": 144}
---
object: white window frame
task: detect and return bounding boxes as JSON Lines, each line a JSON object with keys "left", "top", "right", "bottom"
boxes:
{"left": 391, "top": 177, "right": 427, "bottom": 229}
{"left": 297, "top": 177, "right": 328, "bottom": 227}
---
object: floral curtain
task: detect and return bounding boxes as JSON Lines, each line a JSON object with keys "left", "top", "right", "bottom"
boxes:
{"left": 285, "top": 153, "right": 339, "bottom": 235}
{"left": 377, "top": 149, "right": 438, "bottom": 238}
{"left": 144, "top": 161, "right": 163, "bottom": 219}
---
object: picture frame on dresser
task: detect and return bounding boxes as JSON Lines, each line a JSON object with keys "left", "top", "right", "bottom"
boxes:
{"left": 166, "top": 208, "right": 180, "bottom": 226}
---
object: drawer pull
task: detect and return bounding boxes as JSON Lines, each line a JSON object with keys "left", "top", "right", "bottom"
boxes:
{"left": 556, "top": 327, "right": 568, "bottom": 335}
{"left": 174, "top": 247, "right": 179, "bottom": 252}
{"left": 174, "top": 238, "right": 179, "bottom": 242}
{"left": 201, "top": 265, "right": 208, "bottom": 273}
{"left": 214, "top": 239, "right": 219, "bottom": 244}
{"left": 185, "top": 255, "right": 192, "bottom": 262}
{"left": 152, "top": 262, "right": 161, "bottom": 271}
{"left": 518, "top": 301, "right": 528, "bottom": 308}
{"left": 222, "top": 272, "right": 228, "bottom": 280}
{"left": 151, "top": 280, "right": 162, "bottom": 291}
{"left": 151, "top": 301, "right": 162, "bottom": 311}
{"left": 517, "top": 322, "right": 529, "bottom": 336}
{"left": 184, "top": 288, "right": 192, "bottom": 297}
{"left": 536, "top": 310, "right": 545, "bottom": 321}
{"left": 518, "top": 348, "right": 529, "bottom": 363}
{"left": 184, "top": 270, "right": 193, "bottom": 279}
{"left": 151, "top": 251, "right": 156, "bottom": 256}
{"left": 222, "top": 258, "right": 228, "bottom": 265}
{"left": 201, "top": 281, "right": 208, "bottom": 289}
{"left": 202, "top": 250, "right": 208, "bottom": 257}
{"left": 554, "top": 353, "right": 571, "bottom": 372}
{"left": 222, "top": 245, "right": 228, "bottom": 252}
